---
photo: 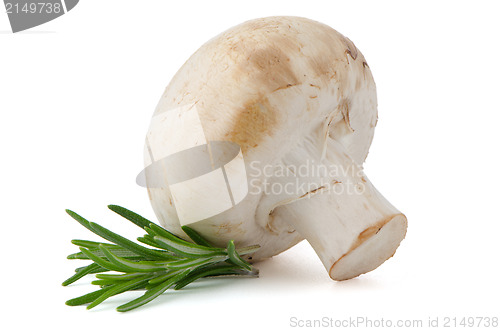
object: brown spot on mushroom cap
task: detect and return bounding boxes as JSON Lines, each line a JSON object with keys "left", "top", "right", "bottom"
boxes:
{"left": 244, "top": 46, "right": 299, "bottom": 92}
{"left": 220, "top": 33, "right": 303, "bottom": 152}
{"left": 227, "top": 97, "right": 277, "bottom": 153}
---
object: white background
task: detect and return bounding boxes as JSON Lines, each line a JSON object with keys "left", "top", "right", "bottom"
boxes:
{"left": 1, "top": 0, "right": 499, "bottom": 329}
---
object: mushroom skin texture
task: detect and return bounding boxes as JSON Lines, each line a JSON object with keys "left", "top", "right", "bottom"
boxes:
{"left": 144, "top": 16, "right": 407, "bottom": 280}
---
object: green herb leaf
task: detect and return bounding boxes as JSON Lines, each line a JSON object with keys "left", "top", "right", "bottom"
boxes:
{"left": 152, "top": 235, "right": 225, "bottom": 258}
{"left": 116, "top": 270, "right": 189, "bottom": 312}
{"left": 181, "top": 226, "right": 213, "bottom": 247}
{"left": 88, "top": 221, "right": 170, "bottom": 260}
{"left": 174, "top": 264, "right": 252, "bottom": 290}
{"left": 87, "top": 275, "right": 152, "bottom": 310}
{"left": 95, "top": 272, "right": 144, "bottom": 281}
{"left": 71, "top": 239, "right": 119, "bottom": 249}
{"left": 108, "top": 205, "right": 152, "bottom": 229}
{"left": 227, "top": 240, "right": 252, "bottom": 270}
{"left": 66, "top": 287, "right": 110, "bottom": 306}
{"left": 62, "top": 263, "right": 102, "bottom": 286}
{"left": 98, "top": 244, "right": 167, "bottom": 273}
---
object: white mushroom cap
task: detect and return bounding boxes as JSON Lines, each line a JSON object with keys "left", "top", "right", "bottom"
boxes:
{"left": 143, "top": 16, "right": 407, "bottom": 280}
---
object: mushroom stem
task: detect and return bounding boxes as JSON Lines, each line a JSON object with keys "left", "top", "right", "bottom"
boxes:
{"left": 272, "top": 138, "right": 407, "bottom": 280}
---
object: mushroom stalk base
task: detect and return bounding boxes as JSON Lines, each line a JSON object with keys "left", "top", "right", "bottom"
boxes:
{"left": 273, "top": 139, "right": 407, "bottom": 280}
{"left": 330, "top": 214, "right": 407, "bottom": 280}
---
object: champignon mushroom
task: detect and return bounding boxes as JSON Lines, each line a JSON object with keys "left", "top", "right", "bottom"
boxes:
{"left": 142, "top": 16, "right": 407, "bottom": 280}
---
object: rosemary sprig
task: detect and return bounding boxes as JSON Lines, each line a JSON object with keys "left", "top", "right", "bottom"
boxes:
{"left": 63, "top": 205, "right": 259, "bottom": 312}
